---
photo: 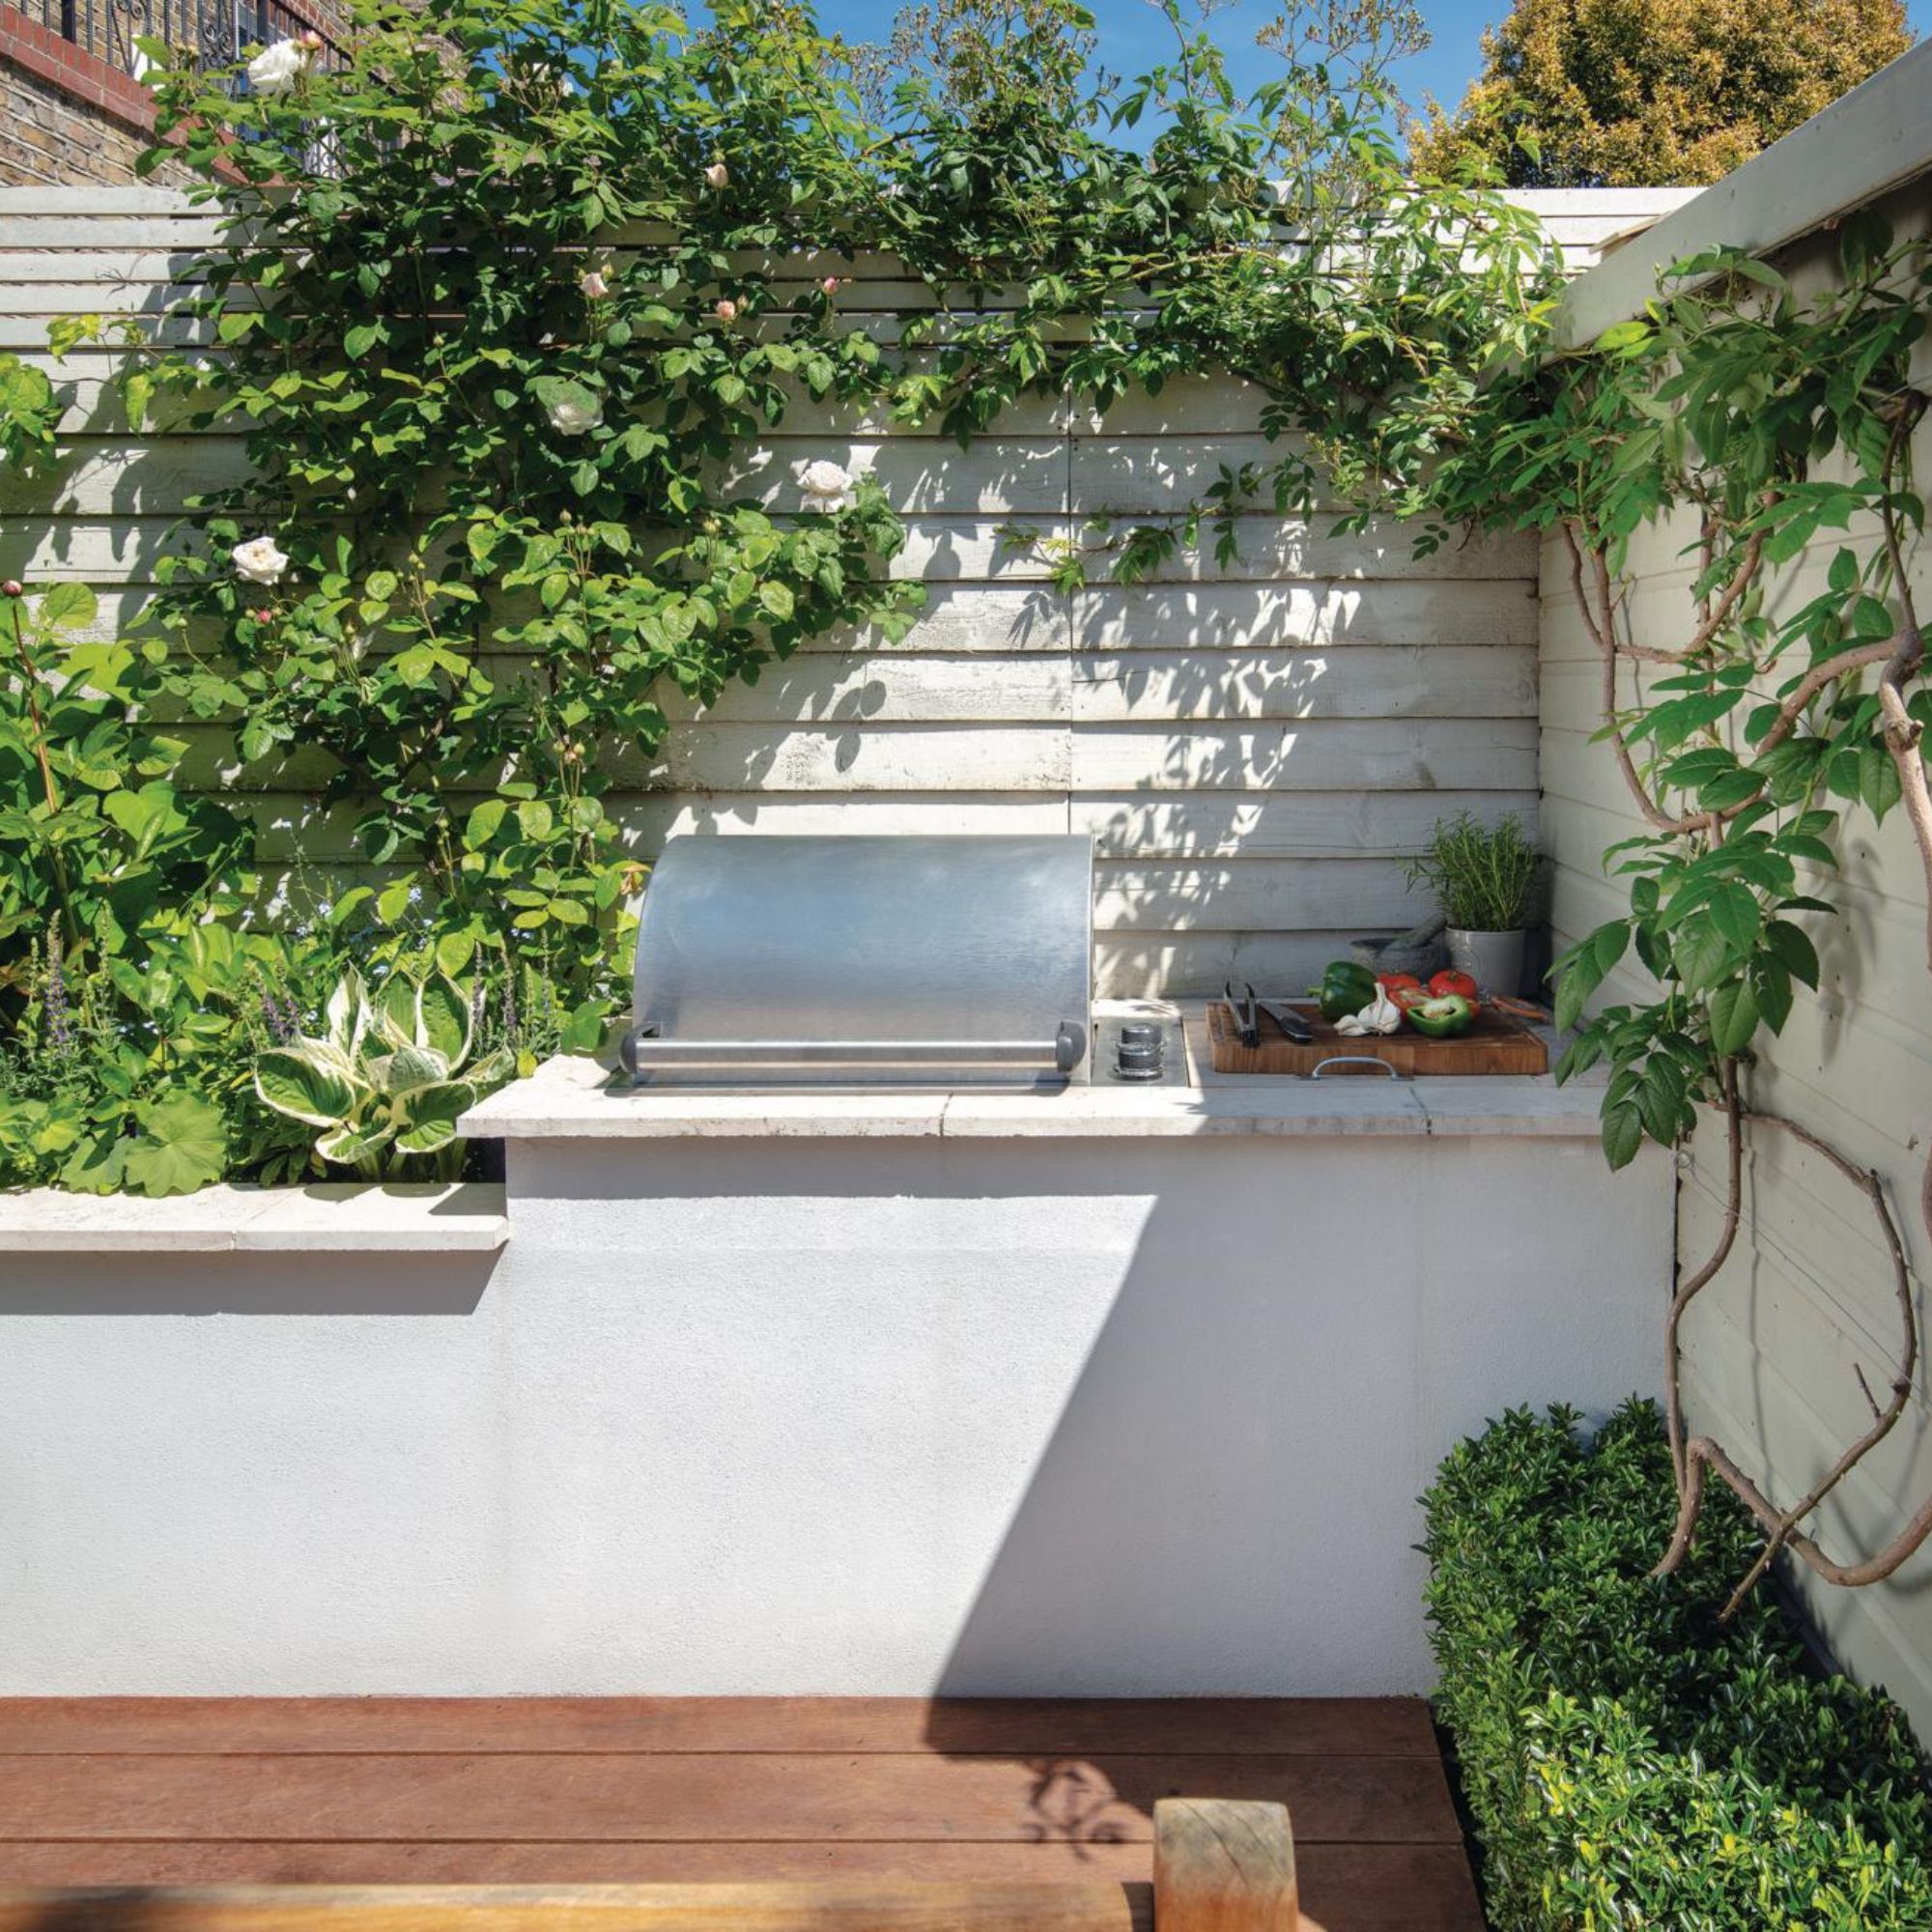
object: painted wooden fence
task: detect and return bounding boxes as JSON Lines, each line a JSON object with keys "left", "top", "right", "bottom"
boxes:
{"left": 0, "top": 185, "right": 1690, "bottom": 995}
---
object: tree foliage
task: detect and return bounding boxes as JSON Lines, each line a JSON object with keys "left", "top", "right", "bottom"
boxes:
{"left": 1412, "top": 0, "right": 1915, "bottom": 187}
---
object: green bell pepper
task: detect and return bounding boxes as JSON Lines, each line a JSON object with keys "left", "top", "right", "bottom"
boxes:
{"left": 1309, "top": 959, "right": 1378, "bottom": 1023}
{"left": 1406, "top": 993, "right": 1475, "bottom": 1038}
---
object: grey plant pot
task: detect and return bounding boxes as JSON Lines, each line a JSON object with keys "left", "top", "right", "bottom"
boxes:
{"left": 1446, "top": 926, "right": 1527, "bottom": 999}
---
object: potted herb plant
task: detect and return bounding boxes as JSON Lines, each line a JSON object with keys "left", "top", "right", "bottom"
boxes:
{"left": 1404, "top": 812, "right": 1542, "bottom": 998}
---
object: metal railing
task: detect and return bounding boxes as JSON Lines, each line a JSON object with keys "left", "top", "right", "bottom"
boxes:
{"left": 6, "top": 0, "right": 336, "bottom": 86}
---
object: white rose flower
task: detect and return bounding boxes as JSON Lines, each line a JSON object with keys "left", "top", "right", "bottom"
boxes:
{"left": 231, "top": 535, "right": 290, "bottom": 584}
{"left": 547, "top": 393, "right": 603, "bottom": 435}
{"left": 798, "top": 459, "right": 854, "bottom": 508}
{"left": 579, "top": 268, "right": 610, "bottom": 300}
{"left": 704, "top": 160, "right": 730, "bottom": 190}
{"left": 246, "top": 38, "right": 309, "bottom": 98}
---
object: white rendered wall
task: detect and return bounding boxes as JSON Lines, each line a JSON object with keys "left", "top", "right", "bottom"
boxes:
{"left": 0, "top": 1131, "right": 1666, "bottom": 1694}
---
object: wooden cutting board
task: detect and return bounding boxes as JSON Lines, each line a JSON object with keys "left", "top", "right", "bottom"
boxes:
{"left": 1208, "top": 1000, "right": 1549, "bottom": 1076}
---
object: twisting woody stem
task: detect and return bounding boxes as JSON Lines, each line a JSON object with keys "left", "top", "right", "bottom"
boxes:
{"left": 1570, "top": 435, "right": 1932, "bottom": 1608}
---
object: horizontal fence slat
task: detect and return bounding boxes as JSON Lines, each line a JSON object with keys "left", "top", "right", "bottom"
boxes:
{"left": 1072, "top": 789, "right": 1535, "bottom": 860}
{"left": 1068, "top": 719, "right": 1538, "bottom": 793}
{"left": 1076, "top": 582, "right": 1537, "bottom": 648}
{"left": 1072, "top": 647, "right": 1536, "bottom": 721}
{"left": 1094, "top": 859, "right": 1426, "bottom": 932}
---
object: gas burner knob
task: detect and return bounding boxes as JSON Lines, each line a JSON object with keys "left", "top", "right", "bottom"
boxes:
{"left": 1113, "top": 1020, "right": 1166, "bottom": 1082}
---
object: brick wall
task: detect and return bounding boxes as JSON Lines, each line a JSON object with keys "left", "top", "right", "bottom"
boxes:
{"left": 0, "top": 7, "right": 185, "bottom": 185}
{"left": 0, "top": 62, "right": 185, "bottom": 185}
{"left": 0, "top": 0, "right": 354, "bottom": 186}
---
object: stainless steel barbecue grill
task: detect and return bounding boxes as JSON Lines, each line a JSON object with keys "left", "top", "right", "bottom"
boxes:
{"left": 618, "top": 834, "right": 1111, "bottom": 1088}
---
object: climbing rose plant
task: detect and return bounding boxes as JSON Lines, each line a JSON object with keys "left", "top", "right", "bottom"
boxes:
{"left": 117, "top": 0, "right": 1553, "bottom": 1021}
{"left": 6, "top": 0, "right": 1556, "bottom": 1191}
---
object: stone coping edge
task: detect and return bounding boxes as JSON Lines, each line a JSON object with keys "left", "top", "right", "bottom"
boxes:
{"left": 0, "top": 1181, "right": 509, "bottom": 1254}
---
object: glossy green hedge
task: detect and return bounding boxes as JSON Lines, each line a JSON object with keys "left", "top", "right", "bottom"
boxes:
{"left": 1423, "top": 1401, "right": 1932, "bottom": 1929}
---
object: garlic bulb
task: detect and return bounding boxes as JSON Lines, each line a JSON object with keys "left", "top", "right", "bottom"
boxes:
{"left": 1335, "top": 988, "right": 1403, "bottom": 1037}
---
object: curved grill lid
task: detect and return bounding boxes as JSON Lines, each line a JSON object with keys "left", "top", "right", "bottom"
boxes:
{"left": 621, "top": 834, "right": 1094, "bottom": 1086}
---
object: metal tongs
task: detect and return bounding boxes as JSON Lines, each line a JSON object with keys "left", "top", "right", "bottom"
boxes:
{"left": 1224, "top": 980, "right": 1314, "bottom": 1048}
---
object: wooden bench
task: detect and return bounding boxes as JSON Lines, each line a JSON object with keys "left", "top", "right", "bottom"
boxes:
{"left": 0, "top": 1800, "right": 1299, "bottom": 1932}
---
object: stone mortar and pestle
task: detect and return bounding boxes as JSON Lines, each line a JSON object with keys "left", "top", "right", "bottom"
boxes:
{"left": 1350, "top": 912, "right": 1447, "bottom": 982}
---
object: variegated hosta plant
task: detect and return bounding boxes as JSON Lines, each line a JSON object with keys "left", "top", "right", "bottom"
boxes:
{"left": 254, "top": 969, "right": 511, "bottom": 1180}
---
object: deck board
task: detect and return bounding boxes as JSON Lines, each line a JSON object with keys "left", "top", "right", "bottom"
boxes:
{"left": 0, "top": 1701, "right": 1483, "bottom": 1932}
{"left": 0, "top": 1752, "right": 1459, "bottom": 1847}
{"left": 0, "top": 1698, "right": 1435, "bottom": 1758}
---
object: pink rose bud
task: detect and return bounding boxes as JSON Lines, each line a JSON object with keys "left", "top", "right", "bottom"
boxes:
{"left": 0, "top": 581, "right": 21, "bottom": 597}
{"left": 714, "top": 298, "right": 738, "bottom": 323}
{"left": 251, "top": 608, "right": 273, "bottom": 622}
{"left": 821, "top": 275, "right": 842, "bottom": 295}
{"left": 298, "top": 28, "right": 323, "bottom": 50}
{"left": 704, "top": 160, "right": 729, "bottom": 190}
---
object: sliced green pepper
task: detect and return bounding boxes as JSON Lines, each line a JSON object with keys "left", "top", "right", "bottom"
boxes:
{"left": 1310, "top": 960, "right": 1378, "bottom": 1022}
{"left": 1406, "top": 993, "right": 1475, "bottom": 1038}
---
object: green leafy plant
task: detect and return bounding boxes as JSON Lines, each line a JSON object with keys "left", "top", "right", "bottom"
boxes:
{"left": 0, "top": 581, "right": 242, "bottom": 1001}
{"left": 255, "top": 966, "right": 513, "bottom": 1179}
{"left": 133, "top": 0, "right": 941, "bottom": 1016}
{"left": 1428, "top": 223, "right": 1930, "bottom": 1188}
{"left": 1424, "top": 1402, "right": 1932, "bottom": 1930}
{"left": 0, "top": 353, "right": 61, "bottom": 478}
{"left": 0, "top": 573, "right": 308, "bottom": 1197}
{"left": 0, "top": 923, "right": 321, "bottom": 1195}
{"left": 1445, "top": 224, "right": 1932, "bottom": 1607}
{"left": 113, "top": 0, "right": 1555, "bottom": 1028}
{"left": 1403, "top": 811, "right": 1541, "bottom": 931}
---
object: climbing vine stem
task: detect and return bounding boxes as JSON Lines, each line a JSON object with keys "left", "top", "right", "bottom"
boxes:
{"left": 1486, "top": 215, "right": 1932, "bottom": 1607}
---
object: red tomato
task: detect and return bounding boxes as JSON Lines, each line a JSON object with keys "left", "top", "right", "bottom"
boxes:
{"left": 1430, "top": 969, "right": 1480, "bottom": 1002}
{"left": 1378, "top": 972, "right": 1424, "bottom": 995}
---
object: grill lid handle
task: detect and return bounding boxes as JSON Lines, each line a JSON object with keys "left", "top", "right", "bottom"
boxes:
{"left": 619, "top": 1022, "right": 1087, "bottom": 1080}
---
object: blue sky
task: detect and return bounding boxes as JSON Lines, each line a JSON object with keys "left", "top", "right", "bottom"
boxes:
{"left": 813, "top": 0, "right": 1932, "bottom": 126}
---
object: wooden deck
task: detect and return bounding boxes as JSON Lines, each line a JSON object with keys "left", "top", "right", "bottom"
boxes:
{"left": 0, "top": 1699, "right": 1483, "bottom": 1932}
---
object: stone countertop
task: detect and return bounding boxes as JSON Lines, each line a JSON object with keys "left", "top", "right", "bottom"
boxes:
{"left": 459, "top": 1006, "right": 1606, "bottom": 1143}
{"left": 0, "top": 1181, "right": 510, "bottom": 1253}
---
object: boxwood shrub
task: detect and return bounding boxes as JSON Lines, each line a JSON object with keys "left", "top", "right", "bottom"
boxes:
{"left": 1423, "top": 1399, "right": 1932, "bottom": 1929}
